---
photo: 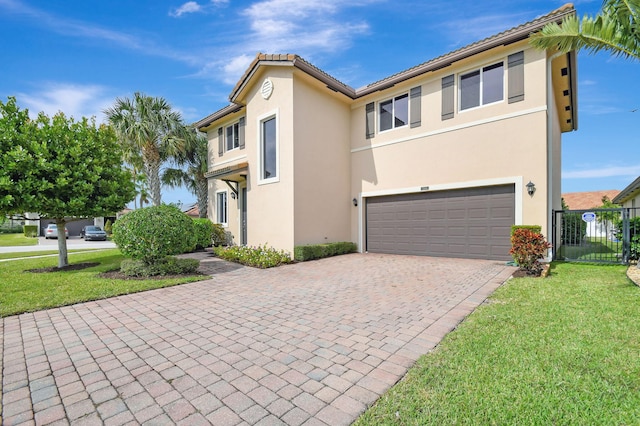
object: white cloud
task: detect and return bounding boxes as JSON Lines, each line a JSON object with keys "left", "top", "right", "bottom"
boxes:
{"left": 170, "top": 1, "right": 202, "bottom": 17}
{"left": 564, "top": 165, "right": 640, "bottom": 179}
{"left": 199, "top": 0, "right": 373, "bottom": 84}
{"left": 17, "top": 83, "right": 115, "bottom": 123}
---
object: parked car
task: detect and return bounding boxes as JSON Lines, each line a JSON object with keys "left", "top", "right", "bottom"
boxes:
{"left": 44, "top": 224, "right": 68, "bottom": 239}
{"left": 80, "top": 225, "right": 107, "bottom": 241}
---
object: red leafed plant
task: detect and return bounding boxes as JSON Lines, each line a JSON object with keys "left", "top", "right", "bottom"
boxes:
{"left": 509, "top": 229, "right": 551, "bottom": 276}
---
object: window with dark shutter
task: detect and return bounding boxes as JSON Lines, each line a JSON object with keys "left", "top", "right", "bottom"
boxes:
{"left": 410, "top": 86, "right": 421, "bottom": 128}
{"left": 217, "top": 127, "right": 223, "bottom": 156}
{"left": 441, "top": 75, "right": 455, "bottom": 120}
{"left": 365, "top": 102, "right": 375, "bottom": 139}
{"left": 238, "top": 117, "right": 246, "bottom": 149}
{"left": 508, "top": 51, "right": 525, "bottom": 103}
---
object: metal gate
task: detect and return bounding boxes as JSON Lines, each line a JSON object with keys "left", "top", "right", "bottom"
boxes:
{"left": 552, "top": 208, "right": 640, "bottom": 264}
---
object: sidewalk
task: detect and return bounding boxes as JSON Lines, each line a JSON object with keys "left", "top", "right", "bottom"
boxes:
{"left": 0, "top": 237, "right": 116, "bottom": 254}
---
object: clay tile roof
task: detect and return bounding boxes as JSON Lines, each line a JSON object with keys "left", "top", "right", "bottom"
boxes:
{"left": 562, "top": 190, "right": 621, "bottom": 210}
{"left": 196, "top": 3, "right": 576, "bottom": 129}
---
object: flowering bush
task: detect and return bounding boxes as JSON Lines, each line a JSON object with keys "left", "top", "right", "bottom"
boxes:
{"left": 509, "top": 228, "right": 551, "bottom": 276}
{"left": 214, "top": 244, "right": 292, "bottom": 268}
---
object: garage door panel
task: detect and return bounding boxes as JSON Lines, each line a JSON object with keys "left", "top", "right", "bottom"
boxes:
{"left": 366, "top": 185, "right": 515, "bottom": 261}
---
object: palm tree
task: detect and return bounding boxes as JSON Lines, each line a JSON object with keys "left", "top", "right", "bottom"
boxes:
{"left": 530, "top": 0, "right": 639, "bottom": 60}
{"left": 161, "top": 126, "right": 209, "bottom": 218}
{"left": 105, "top": 92, "right": 186, "bottom": 206}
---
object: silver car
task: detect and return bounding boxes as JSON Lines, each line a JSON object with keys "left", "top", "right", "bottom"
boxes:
{"left": 44, "top": 224, "right": 69, "bottom": 239}
{"left": 80, "top": 226, "right": 107, "bottom": 241}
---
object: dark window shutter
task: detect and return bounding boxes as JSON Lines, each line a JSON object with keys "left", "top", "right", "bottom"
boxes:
{"left": 441, "top": 75, "right": 454, "bottom": 120}
{"left": 238, "top": 117, "right": 246, "bottom": 149}
{"left": 217, "top": 127, "right": 223, "bottom": 156}
{"left": 410, "top": 86, "right": 422, "bottom": 128}
{"left": 508, "top": 51, "right": 525, "bottom": 103}
{"left": 365, "top": 102, "right": 375, "bottom": 139}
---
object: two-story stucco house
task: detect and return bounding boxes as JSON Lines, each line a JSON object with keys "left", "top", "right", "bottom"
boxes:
{"left": 195, "top": 5, "right": 578, "bottom": 261}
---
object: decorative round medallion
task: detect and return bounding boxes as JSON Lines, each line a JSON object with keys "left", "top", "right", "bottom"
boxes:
{"left": 261, "top": 78, "right": 273, "bottom": 100}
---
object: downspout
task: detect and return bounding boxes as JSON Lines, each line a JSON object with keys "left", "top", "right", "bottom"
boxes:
{"left": 546, "top": 51, "right": 564, "bottom": 261}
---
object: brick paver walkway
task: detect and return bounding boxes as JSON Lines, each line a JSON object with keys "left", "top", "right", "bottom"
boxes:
{"left": 1, "top": 253, "right": 515, "bottom": 425}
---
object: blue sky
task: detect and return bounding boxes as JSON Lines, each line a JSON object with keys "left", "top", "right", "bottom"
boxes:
{"left": 1, "top": 0, "right": 638, "bottom": 206}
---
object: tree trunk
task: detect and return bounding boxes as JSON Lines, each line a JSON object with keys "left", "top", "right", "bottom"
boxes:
{"left": 196, "top": 176, "right": 208, "bottom": 218}
{"left": 144, "top": 159, "right": 162, "bottom": 206}
{"left": 56, "top": 219, "right": 69, "bottom": 268}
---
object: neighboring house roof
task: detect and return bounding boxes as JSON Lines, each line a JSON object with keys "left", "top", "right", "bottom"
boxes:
{"left": 563, "top": 190, "right": 621, "bottom": 209}
{"left": 195, "top": 3, "right": 577, "bottom": 130}
{"left": 184, "top": 204, "right": 199, "bottom": 217}
{"left": 613, "top": 176, "right": 640, "bottom": 204}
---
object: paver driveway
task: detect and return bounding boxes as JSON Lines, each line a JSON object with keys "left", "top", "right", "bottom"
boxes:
{"left": 1, "top": 253, "right": 515, "bottom": 425}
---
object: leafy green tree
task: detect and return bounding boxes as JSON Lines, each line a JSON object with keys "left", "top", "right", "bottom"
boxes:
{"left": 162, "top": 126, "right": 209, "bottom": 218}
{"left": 104, "top": 92, "right": 186, "bottom": 206}
{"left": 0, "top": 97, "right": 135, "bottom": 267}
{"left": 530, "top": 1, "right": 639, "bottom": 60}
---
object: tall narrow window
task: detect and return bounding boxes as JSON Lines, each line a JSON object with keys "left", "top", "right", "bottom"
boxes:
{"left": 460, "top": 62, "right": 504, "bottom": 111}
{"left": 261, "top": 116, "right": 277, "bottom": 181}
{"left": 226, "top": 122, "right": 239, "bottom": 151}
{"left": 216, "top": 191, "right": 227, "bottom": 225}
{"left": 379, "top": 94, "right": 408, "bottom": 132}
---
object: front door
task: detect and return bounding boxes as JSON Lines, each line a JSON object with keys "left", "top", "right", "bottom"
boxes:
{"left": 241, "top": 187, "right": 247, "bottom": 245}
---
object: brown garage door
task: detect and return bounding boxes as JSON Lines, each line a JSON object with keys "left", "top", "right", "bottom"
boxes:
{"left": 366, "top": 185, "right": 515, "bottom": 261}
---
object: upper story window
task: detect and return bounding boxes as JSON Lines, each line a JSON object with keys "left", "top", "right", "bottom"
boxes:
{"left": 379, "top": 93, "right": 408, "bottom": 132}
{"left": 226, "top": 122, "right": 239, "bottom": 151}
{"left": 259, "top": 113, "right": 278, "bottom": 183}
{"left": 217, "top": 117, "right": 245, "bottom": 157}
{"left": 459, "top": 62, "right": 504, "bottom": 111}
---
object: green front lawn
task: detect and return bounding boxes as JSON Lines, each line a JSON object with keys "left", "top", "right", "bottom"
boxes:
{"left": 356, "top": 263, "right": 640, "bottom": 425}
{"left": 0, "top": 249, "right": 206, "bottom": 317}
{"left": 0, "top": 233, "right": 38, "bottom": 246}
{"left": 0, "top": 249, "right": 100, "bottom": 261}
{"left": 557, "top": 237, "right": 623, "bottom": 262}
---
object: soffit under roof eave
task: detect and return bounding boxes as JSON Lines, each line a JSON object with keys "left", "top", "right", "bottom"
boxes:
{"left": 194, "top": 104, "right": 244, "bottom": 131}
{"left": 613, "top": 176, "right": 640, "bottom": 203}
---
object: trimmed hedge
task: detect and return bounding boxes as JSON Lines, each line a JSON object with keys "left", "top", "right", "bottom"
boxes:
{"left": 193, "top": 218, "right": 215, "bottom": 250}
{"left": 510, "top": 225, "right": 542, "bottom": 236}
{"left": 120, "top": 256, "right": 200, "bottom": 277}
{"left": 23, "top": 225, "right": 38, "bottom": 237}
{"left": 294, "top": 241, "right": 357, "bottom": 261}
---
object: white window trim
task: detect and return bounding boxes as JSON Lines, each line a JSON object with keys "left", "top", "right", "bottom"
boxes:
{"left": 378, "top": 92, "right": 409, "bottom": 134}
{"left": 215, "top": 189, "right": 228, "bottom": 227}
{"left": 458, "top": 60, "right": 505, "bottom": 113}
{"left": 257, "top": 109, "right": 279, "bottom": 185}
{"left": 225, "top": 121, "right": 240, "bottom": 153}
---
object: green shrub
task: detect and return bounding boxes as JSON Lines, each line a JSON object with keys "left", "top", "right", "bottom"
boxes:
{"left": 214, "top": 244, "right": 292, "bottom": 268}
{"left": 510, "top": 225, "right": 542, "bottom": 236}
{"left": 294, "top": 241, "right": 357, "bottom": 261}
{"left": 561, "top": 213, "right": 586, "bottom": 245}
{"left": 120, "top": 256, "right": 200, "bottom": 277}
{"left": 23, "top": 225, "right": 38, "bottom": 237}
{"left": 112, "top": 205, "right": 197, "bottom": 264}
{"left": 211, "top": 223, "right": 227, "bottom": 246}
{"left": 509, "top": 228, "right": 551, "bottom": 275}
{"left": 104, "top": 219, "right": 113, "bottom": 235}
{"left": 193, "top": 218, "right": 215, "bottom": 250}
{"left": 629, "top": 234, "right": 640, "bottom": 261}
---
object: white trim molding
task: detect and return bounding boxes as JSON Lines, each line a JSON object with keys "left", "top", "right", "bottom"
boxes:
{"left": 351, "top": 106, "right": 547, "bottom": 153}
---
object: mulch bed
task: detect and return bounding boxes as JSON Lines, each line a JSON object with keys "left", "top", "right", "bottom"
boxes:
{"left": 27, "top": 262, "right": 100, "bottom": 273}
{"left": 27, "top": 263, "right": 205, "bottom": 280}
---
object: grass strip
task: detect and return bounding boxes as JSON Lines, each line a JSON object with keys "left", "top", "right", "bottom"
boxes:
{"left": 355, "top": 262, "right": 640, "bottom": 425}
{"left": 0, "top": 249, "right": 206, "bottom": 317}
{"left": 0, "top": 233, "right": 38, "bottom": 247}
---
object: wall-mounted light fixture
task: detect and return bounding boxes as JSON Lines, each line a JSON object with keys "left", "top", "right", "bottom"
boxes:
{"left": 231, "top": 192, "right": 237, "bottom": 199}
{"left": 526, "top": 181, "right": 536, "bottom": 197}
{"left": 352, "top": 198, "right": 358, "bottom": 207}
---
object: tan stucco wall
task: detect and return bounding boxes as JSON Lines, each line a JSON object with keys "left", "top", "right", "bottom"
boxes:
{"left": 349, "top": 42, "right": 554, "bottom": 246}
{"left": 292, "top": 71, "right": 352, "bottom": 248}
